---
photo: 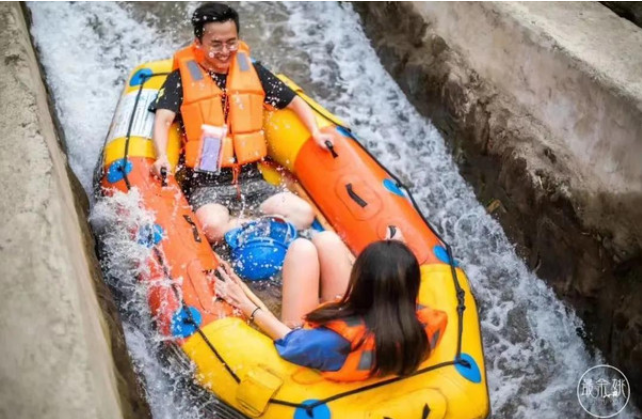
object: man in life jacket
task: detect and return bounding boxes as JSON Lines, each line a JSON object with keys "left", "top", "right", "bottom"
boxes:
{"left": 150, "top": 2, "right": 333, "bottom": 243}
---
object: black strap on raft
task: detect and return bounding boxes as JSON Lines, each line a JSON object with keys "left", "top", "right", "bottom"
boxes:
{"left": 152, "top": 246, "right": 241, "bottom": 384}
{"left": 119, "top": 71, "right": 171, "bottom": 190}
{"left": 121, "top": 74, "right": 150, "bottom": 189}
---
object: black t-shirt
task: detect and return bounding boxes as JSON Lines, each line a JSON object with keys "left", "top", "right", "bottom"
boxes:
{"left": 150, "top": 62, "right": 296, "bottom": 115}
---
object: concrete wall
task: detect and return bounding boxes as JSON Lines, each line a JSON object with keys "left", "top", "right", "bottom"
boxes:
{"left": 0, "top": 3, "right": 149, "bottom": 419}
{"left": 353, "top": 1, "right": 642, "bottom": 402}
{"left": 414, "top": 2, "right": 642, "bottom": 254}
{"left": 417, "top": 2, "right": 642, "bottom": 191}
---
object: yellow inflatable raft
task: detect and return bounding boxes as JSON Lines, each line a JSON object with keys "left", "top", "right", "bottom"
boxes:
{"left": 97, "top": 59, "right": 491, "bottom": 419}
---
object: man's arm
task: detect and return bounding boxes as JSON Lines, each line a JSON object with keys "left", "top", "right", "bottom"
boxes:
{"left": 287, "top": 96, "right": 335, "bottom": 149}
{"left": 151, "top": 109, "right": 176, "bottom": 177}
{"left": 253, "top": 62, "right": 334, "bottom": 150}
{"left": 149, "top": 71, "right": 182, "bottom": 178}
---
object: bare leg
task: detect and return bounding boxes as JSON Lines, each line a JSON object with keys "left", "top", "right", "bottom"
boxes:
{"left": 312, "top": 231, "right": 353, "bottom": 302}
{"left": 281, "top": 238, "right": 321, "bottom": 328}
{"left": 260, "top": 192, "right": 314, "bottom": 230}
{"left": 195, "top": 203, "right": 242, "bottom": 244}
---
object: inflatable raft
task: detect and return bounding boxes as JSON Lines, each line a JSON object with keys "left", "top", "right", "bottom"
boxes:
{"left": 96, "top": 60, "right": 491, "bottom": 419}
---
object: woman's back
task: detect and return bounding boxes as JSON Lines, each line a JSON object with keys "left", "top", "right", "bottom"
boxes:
{"left": 303, "top": 240, "right": 446, "bottom": 381}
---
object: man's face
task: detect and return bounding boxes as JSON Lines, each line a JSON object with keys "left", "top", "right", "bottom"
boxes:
{"left": 195, "top": 20, "right": 239, "bottom": 74}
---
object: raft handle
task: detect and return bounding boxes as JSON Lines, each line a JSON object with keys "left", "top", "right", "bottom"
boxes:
{"left": 325, "top": 140, "right": 338, "bottom": 158}
{"left": 346, "top": 183, "right": 368, "bottom": 208}
{"left": 160, "top": 167, "right": 168, "bottom": 187}
{"left": 183, "top": 215, "right": 202, "bottom": 243}
{"left": 388, "top": 225, "right": 397, "bottom": 238}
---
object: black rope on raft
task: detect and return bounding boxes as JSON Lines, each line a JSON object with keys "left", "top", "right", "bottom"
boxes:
{"left": 119, "top": 71, "right": 170, "bottom": 191}
{"left": 120, "top": 75, "right": 146, "bottom": 190}
{"left": 152, "top": 246, "right": 241, "bottom": 384}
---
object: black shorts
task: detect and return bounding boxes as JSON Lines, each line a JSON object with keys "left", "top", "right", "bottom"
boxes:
{"left": 184, "top": 164, "right": 283, "bottom": 214}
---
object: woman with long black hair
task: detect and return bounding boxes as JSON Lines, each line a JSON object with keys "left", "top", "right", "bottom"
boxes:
{"left": 215, "top": 230, "right": 447, "bottom": 382}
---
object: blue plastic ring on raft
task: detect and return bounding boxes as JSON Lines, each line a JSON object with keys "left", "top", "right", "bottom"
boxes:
{"left": 138, "top": 224, "right": 164, "bottom": 248}
{"left": 455, "top": 353, "right": 482, "bottom": 383}
{"left": 335, "top": 125, "right": 355, "bottom": 140}
{"left": 107, "top": 159, "right": 133, "bottom": 184}
{"left": 129, "top": 68, "right": 153, "bottom": 87}
{"left": 294, "top": 400, "right": 331, "bottom": 419}
{"left": 434, "top": 245, "right": 459, "bottom": 266}
{"left": 383, "top": 178, "right": 405, "bottom": 197}
{"left": 171, "top": 306, "right": 202, "bottom": 338}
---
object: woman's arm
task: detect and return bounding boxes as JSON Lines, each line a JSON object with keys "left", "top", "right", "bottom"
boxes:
{"left": 215, "top": 264, "right": 292, "bottom": 340}
{"left": 241, "top": 299, "right": 292, "bottom": 341}
{"left": 287, "top": 96, "right": 335, "bottom": 150}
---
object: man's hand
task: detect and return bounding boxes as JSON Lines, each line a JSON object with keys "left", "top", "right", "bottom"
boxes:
{"left": 312, "top": 130, "right": 335, "bottom": 150}
{"left": 150, "top": 155, "right": 171, "bottom": 178}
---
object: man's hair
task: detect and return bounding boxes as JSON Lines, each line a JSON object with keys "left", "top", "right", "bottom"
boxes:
{"left": 191, "top": 2, "right": 240, "bottom": 40}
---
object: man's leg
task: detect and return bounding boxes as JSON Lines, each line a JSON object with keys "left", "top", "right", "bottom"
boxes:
{"left": 259, "top": 192, "right": 314, "bottom": 230}
{"left": 194, "top": 203, "right": 242, "bottom": 244}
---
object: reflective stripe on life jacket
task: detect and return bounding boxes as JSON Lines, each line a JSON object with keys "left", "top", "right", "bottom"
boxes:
{"left": 306, "top": 306, "right": 447, "bottom": 382}
{"left": 173, "top": 42, "right": 267, "bottom": 170}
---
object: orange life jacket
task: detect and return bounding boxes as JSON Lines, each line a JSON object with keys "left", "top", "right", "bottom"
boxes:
{"left": 306, "top": 306, "right": 447, "bottom": 382}
{"left": 173, "top": 42, "right": 267, "bottom": 170}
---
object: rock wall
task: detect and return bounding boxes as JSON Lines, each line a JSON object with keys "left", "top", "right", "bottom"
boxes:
{"left": 0, "top": 3, "right": 150, "bottom": 419}
{"left": 353, "top": 1, "right": 642, "bottom": 400}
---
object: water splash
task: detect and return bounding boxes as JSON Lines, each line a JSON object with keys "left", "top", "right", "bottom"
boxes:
{"left": 28, "top": 1, "right": 184, "bottom": 195}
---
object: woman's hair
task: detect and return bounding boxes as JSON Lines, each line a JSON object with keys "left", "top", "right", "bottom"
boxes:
{"left": 306, "top": 240, "right": 430, "bottom": 377}
{"left": 191, "top": 2, "right": 240, "bottom": 40}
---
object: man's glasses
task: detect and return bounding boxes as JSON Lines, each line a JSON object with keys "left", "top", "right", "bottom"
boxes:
{"left": 208, "top": 39, "right": 239, "bottom": 53}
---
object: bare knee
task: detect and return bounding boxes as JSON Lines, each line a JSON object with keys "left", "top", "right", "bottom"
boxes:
{"left": 195, "top": 204, "right": 230, "bottom": 243}
{"left": 286, "top": 238, "right": 318, "bottom": 261}
{"left": 261, "top": 192, "right": 314, "bottom": 230}
{"left": 311, "top": 231, "right": 343, "bottom": 250}
{"left": 292, "top": 199, "right": 315, "bottom": 229}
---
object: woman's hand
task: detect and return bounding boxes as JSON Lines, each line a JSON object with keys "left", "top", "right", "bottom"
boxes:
{"left": 215, "top": 260, "right": 292, "bottom": 340}
{"left": 214, "top": 265, "right": 255, "bottom": 313}
{"left": 218, "top": 259, "right": 241, "bottom": 282}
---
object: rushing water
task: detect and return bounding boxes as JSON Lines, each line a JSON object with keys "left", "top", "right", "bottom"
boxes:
{"left": 27, "top": 2, "right": 639, "bottom": 418}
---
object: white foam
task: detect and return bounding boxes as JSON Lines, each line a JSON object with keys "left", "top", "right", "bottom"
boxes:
{"left": 28, "top": 2, "right": 179, "bottom": 195}
{"left": 90, "top": 189, "right": 216, "bottom": 419}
